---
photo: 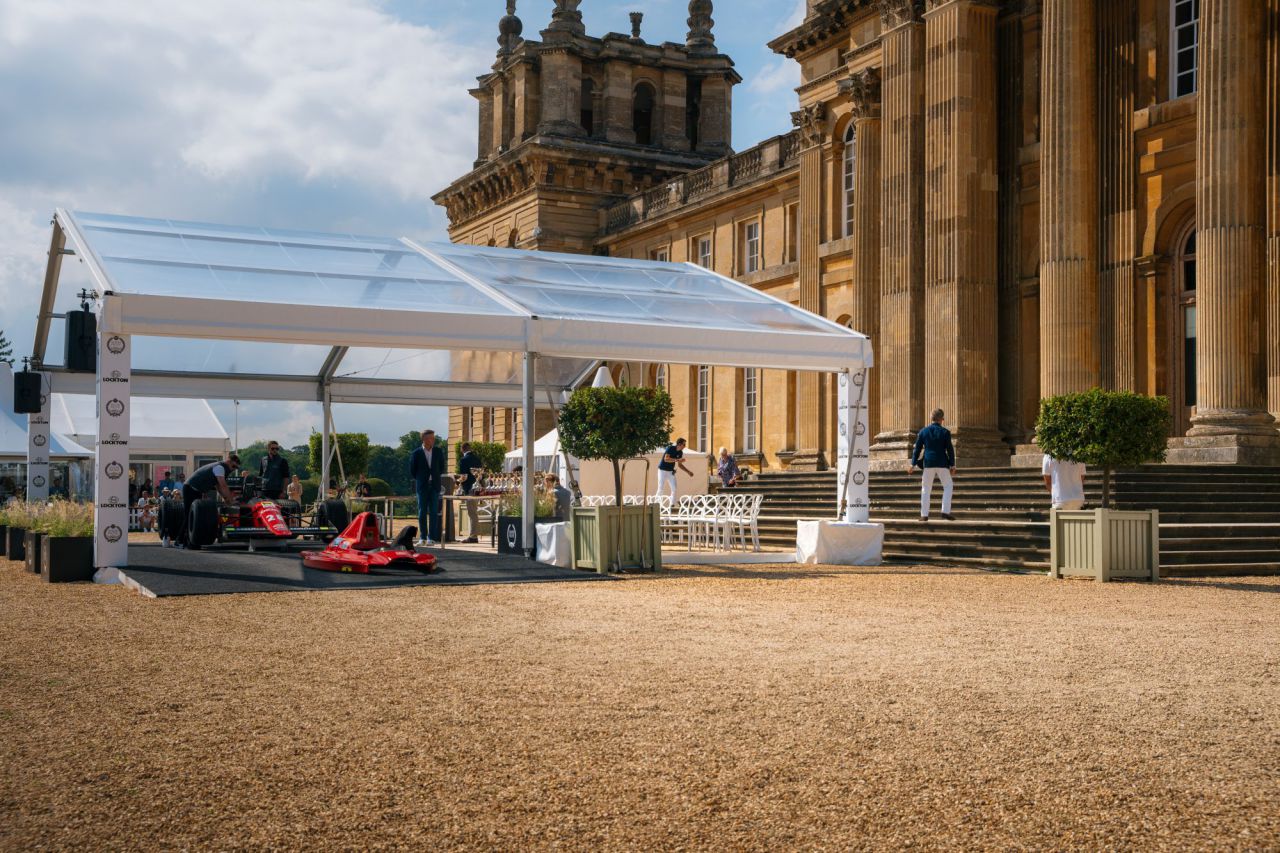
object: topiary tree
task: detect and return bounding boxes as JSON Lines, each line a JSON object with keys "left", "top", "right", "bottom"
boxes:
{"left": 461, "top": 440, "right": 508, "bottom": 474}
{"left": 558, "top": 385, "right": 673, "bottom": 508}
{"left": 308, "top": 431, "right": 371, "bottom": 479}
{"left": 1035, "top": 389, "right": 1172, "bottom": 508}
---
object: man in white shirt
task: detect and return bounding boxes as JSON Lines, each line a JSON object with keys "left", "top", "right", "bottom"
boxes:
{"left": 1042, "top": 454, "right": 1086, "bottom": 510}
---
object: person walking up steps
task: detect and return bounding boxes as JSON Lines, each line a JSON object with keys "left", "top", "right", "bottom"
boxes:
{"left": 911, "top": 409, "right": 956, "bottom": 522}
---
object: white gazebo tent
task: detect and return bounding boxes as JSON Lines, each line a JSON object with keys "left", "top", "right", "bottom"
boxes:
{"left": 0, "top": 363, "right": 94, "bottom": 500}
{"left": 30, "top": 210, "right": 872, "bottom": 570}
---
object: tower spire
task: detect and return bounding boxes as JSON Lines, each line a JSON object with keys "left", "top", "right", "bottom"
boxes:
{"left": 496, "top": 0, "right": 523, "bottom": 56}
{"left": 548, "top": 0, "right": 585, "bottom": 36}
{"left": 686, "top": 0, "right": 715, "bottom": 54}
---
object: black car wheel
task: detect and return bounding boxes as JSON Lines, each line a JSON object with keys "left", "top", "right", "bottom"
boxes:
{"left": 187, "top": 498, "right": 220, "bottom": 548}
{"left": 276, "top": 499, "right": 301, "bottom": 526}
{"left": 319, "top": 499, "right": 349, "bottom": 532}
{"left": 158, "top": 498, "right": 185, "bottom": 542}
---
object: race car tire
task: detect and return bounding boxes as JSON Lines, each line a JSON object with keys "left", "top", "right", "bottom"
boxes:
{"left": 158, "top": 498, "right": 185, "bottom": 542}
{"left": 276, "top": 499, "right": 301, "bottom": 525}
{"left": 319, "top": 499, "right": 349, "bottom": 532}
{"left": 187, "top": 498, "right": 220, "bottom": 548}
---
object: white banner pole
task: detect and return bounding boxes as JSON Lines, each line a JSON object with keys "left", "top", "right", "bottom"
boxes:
{"left": 26, "top": 371, "right": 51, "bottom": 500}
{"left": 94, "top": 300, "right": 131, "bottom": 569}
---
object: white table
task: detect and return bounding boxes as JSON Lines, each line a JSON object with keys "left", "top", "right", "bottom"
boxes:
{"left": 795, "top": 520, "right": 884, "bottom": 566}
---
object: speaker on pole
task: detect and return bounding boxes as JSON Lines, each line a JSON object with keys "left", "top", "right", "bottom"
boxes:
{"left": 13, "top": 370, "right": 41, "bottom": 414}
{"left": 65, "top": 307, "right": 97, "bottom": 373}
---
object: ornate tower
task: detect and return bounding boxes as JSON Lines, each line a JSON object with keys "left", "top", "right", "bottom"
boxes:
{"left": 432, "top": 1, "right": 741, "bottom": 254}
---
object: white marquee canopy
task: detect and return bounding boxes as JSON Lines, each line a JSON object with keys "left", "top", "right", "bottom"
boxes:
{"left": 30, "top": 209, "right": 873, "bottom": 568}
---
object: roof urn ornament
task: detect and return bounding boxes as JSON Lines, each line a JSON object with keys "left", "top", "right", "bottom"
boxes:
{"left": 548, "top": 0, "right": 585, "bottom": 35}
{"left": 629, "top": 11, "right": 643, "bottom": 41}
{"left": 497, "top": 0, "right": 523, "bottom": 55}
{"left": 686, "top": 0, "right": 715, "bottom": 54}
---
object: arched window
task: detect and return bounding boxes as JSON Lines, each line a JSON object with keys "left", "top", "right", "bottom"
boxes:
{"left": 843, "top": 123, "right": 856, "bottom": 238}
{"left": 633, "top": 82, "right": 656, "bottom": 145}
{"left": 654, "top": 364, "right": 667, "bottom": 389}
{"left": 1170, "top": 0, "right": 1199, "bottom": 98}
{"left": 581, "top": 78, "right": 595, "bottom": 135}
{"left": 1176, "top": 225, "right": 1197, "bottom": 409}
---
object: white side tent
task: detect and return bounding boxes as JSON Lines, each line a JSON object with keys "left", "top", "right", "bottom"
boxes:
{"left": 0, "top": 363, "right": 93, "bottom": 500}
{"left": 29, "top": 210, "right": 873, "bottom": 569}
{"left": 52, "top": 393, "right": 229, "bottom": 461}
{"left": 503, "top": 428, "right": 566, "bottom": 473}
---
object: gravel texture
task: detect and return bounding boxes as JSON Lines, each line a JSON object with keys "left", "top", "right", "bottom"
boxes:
{"left": 1, "top": 558, "right": 1278, "bottom": 851}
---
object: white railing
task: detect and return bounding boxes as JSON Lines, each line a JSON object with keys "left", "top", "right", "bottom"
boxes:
{"left": 575, "top": 493, "right": 762, "bottom": 552}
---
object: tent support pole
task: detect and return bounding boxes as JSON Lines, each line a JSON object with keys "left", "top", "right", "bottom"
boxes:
{"left": 321, "top": 389, "right": 331, "bottom": 503}
{"left": 522, "top": 352, "right": 536, "bottom": 558}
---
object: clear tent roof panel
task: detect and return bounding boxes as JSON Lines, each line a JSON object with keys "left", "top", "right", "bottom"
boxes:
{"left": 55, "top": 210, "right": 870, "bottom": 377}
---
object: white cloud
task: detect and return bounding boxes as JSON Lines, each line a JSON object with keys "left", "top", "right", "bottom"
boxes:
{"left": 748, "top": 57, "right": 801, "bottom": 97}
{"left": 0, "top": 0, "right": 486, "bottom": 443}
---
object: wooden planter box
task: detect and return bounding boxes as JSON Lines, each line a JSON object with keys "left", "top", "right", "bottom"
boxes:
{"left": 24, "top": 530, "right": 44, "bottom": 574}
{"left": 1049, "top": 508, "right": 1160, "bottom": 582}
{"left": 496, "top": 515, "right": 555, "bottom": 555}
{"left": 570, "top": 504, "right": 662, "bottom": 574}
{"left": 42, "top": 536, "right": 95, "bottom": 583}
{"left": 7, "top": 526, "right": 27, "bottom": 562}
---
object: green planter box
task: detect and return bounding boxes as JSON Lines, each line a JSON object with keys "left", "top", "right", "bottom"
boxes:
{"left": 42, "top": 536, "right": 95, "bottom": 583}
{"left": 7, "top": 526, "right": 27, "bottom": 562}
{"left": 24, "top": 530, "right": 44, "bottom": 574}
{"left": 570, "top": 504, "right": 661, "bottom": 574}
{"left": 1049, "top": 508, "right": 1160, "bottom": 582}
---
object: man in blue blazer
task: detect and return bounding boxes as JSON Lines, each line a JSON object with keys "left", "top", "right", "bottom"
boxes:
{"left": 409, "top": 429, "right": 446, "bottom": 545}
{"left": 911, "top": 408, "right": 956, "bottom": 521}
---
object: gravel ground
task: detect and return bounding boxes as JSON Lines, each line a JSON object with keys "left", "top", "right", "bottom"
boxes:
{"left": 1, "top": 558, "right": 1277, "bottom": 851}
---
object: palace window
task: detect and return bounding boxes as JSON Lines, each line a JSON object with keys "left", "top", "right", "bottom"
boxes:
{"left": 697, "top": 365, "right": 711, "bottom": 452}
{"left": 488, "top": 407, "right": 497, "bottom": 442}
{"left": 581, "top": 78, "right": 596, "bottom": 135}
{"left": 1178, "top": 227, "right": 1197, "bottom": 407}
{"left": 634, "top": 82, "right": 656, "bottom": 145}
{"left": 1171, "top": 0, "right": 1199, "bottom": 98}
{"left": 741, "top": 220, "right": 761, "bottom": 274}
{"left": 843, "top": 123, "right": 856, "bottom": 237}
{"left": 743, "top": 368, "right": 759, "bottom": 455}
{"left": 510, "top": 407, "right": 519, "bottom": 444}
{"left": 655, "top": 364, "right": 667, "bottom": 389}
{"left": 696, "top": 235, "right": 713, "bottom": 269}
{"left": 649, "top": 246, "right": 669, "bottom": 262}
{"left": 785, "top": 202, "right": 798, "bottom": 263}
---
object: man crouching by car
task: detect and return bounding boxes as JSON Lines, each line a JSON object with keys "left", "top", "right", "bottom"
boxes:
{"left": 181, "top": 453, "right": 239, "bottom": 549}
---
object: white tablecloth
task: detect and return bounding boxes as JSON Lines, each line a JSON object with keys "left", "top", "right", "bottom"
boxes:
{"left": 536, "top": 522, "right": 572, "bottom": 567}
{"left": 795, "top": 520, "right": 884, "bottom": 566}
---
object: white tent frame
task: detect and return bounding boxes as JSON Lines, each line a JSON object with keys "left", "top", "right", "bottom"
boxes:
{"left": 30, "top": 209, "right": 873, "bottom": 569}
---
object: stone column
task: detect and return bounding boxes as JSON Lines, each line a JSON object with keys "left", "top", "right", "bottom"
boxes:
{"left": 537, "top": 46, "right": 585, "bottom": 137}
{"left": 603, "top": 60, "right": 635, "bottom": 144}
{"left": 870, "top": 0, "right": 926, "bottom": 470}
{"left": 1269, "top": 0, "right": 1280, "bottom": 421}
{"left": 842, "top": 68, "right": 882, "bottom": 439}
{"left": 1173, "top": 0, "right": 1280, "bottom": 463}
{"left": 1038, "top": 0, "right": 1100, "bottom": 396}
{"left": 661, "top": 70, "right": 690, "bottom": 151}
{"left": 790, "top": 102, "right": 828, "bottom": 470}
{"left": 922, "top": 0, "right": 1007, "bottom": 466}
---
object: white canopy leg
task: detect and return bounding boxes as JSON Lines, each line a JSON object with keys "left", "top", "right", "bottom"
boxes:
{"left": 320, "top": 390, "right": 331, "bottom": 500}
{"left": 522, "top": 352, "right": 536, "bottom": 556}
{"left": 837, "top": 368, "right": 871, "bottom": 523}
{"left": 94, "top": 298, "right": 131, "bottom": 569}
{"left": 26, "top": 371, "right": 51, "bottom": 500}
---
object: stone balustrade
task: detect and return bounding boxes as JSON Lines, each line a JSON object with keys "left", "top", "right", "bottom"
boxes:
{"left": 601, "top": 131, "right": 800, "bottom": 235}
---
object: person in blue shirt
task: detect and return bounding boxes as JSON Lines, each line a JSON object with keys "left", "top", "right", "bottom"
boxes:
{"left": 911, "top": 408, "right": 956, "bottom": 521}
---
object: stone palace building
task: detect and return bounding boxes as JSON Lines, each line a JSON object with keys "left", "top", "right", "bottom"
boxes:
{"left": 434, "top": 0, "right": 1280, "bottom": 471}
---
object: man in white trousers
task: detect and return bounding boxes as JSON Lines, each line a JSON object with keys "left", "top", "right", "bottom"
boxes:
{"left": 911, "top": 408, "right": 956, "bottom": 521}
{"left": 655, "top": 437, "right": 694, "bottom": 499}
{"left": 1042, "top": 454, "right": 1086, "bottom": 510}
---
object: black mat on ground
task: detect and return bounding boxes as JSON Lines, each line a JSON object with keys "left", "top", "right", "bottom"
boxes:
{"left": 120, "top": 544, "right": 608, "bottom": 597}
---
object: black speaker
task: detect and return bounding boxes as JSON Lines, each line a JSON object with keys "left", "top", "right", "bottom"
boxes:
{"left": 65, "top": 309, "right": 96, "bottom": 373}
{"left": 13, "top": 371, "right": 41, "bottom": 414}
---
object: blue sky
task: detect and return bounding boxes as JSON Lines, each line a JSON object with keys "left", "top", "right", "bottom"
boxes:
{"left": 0, "top": 0, "right": 804, "bottom": 448}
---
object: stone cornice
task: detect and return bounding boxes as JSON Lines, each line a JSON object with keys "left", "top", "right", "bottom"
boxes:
{"left": 768, "top": 0, "right": 875, "bottom": 58}
{"left": 877, "top": 0, "right": 924, "bottom": 29}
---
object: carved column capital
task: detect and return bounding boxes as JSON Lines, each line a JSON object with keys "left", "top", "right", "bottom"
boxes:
{"left": 839, "top": 67, "right": 882, "bottom": 120}
{"left": 790, "top": 102, "right": 827, "bottom": 148}
{"left": 877, "top": 0, "right": 924, "bottom": 29}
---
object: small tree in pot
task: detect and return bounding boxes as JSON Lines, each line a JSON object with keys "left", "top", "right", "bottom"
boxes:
{"left": 1036, "top": 389, "right": 1172, "bottom": 581}
{"left": 558, "top": 385, "right": 673, "bottom": 572}
{"left": 1036, "top": 389, "right": 1172, "bottom": 507}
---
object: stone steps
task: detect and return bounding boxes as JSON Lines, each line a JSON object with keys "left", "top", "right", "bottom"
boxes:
{"left": 737, "top": 465, "right": 1280, "bottom": 574}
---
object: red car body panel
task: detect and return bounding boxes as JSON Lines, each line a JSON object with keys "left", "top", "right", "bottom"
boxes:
{"left": 300, "top": 512, "right": 437, "bottom": 574}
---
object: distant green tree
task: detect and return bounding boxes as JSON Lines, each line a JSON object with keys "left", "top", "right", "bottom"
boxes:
{"left": 1036, "top": 389, "right": 1171, "bottom": 508}
{"left": 368, "top": 444, "right": 413, "bottom": 495}
{"left": 239, "top": 439, "right": 311, "bottom": 481}
{"left": 0, "top": 330, "right": 12, "bottom": 366}
{"left": 308, "top": 431, "right": 371, "bottom": 481}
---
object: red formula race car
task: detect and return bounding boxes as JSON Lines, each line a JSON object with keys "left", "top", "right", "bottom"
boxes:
{"left": 157, "top": 476, "right": 349, "bottom": 549}
{"left": 301, "top": 512, "right": 438, "bottom": 574}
